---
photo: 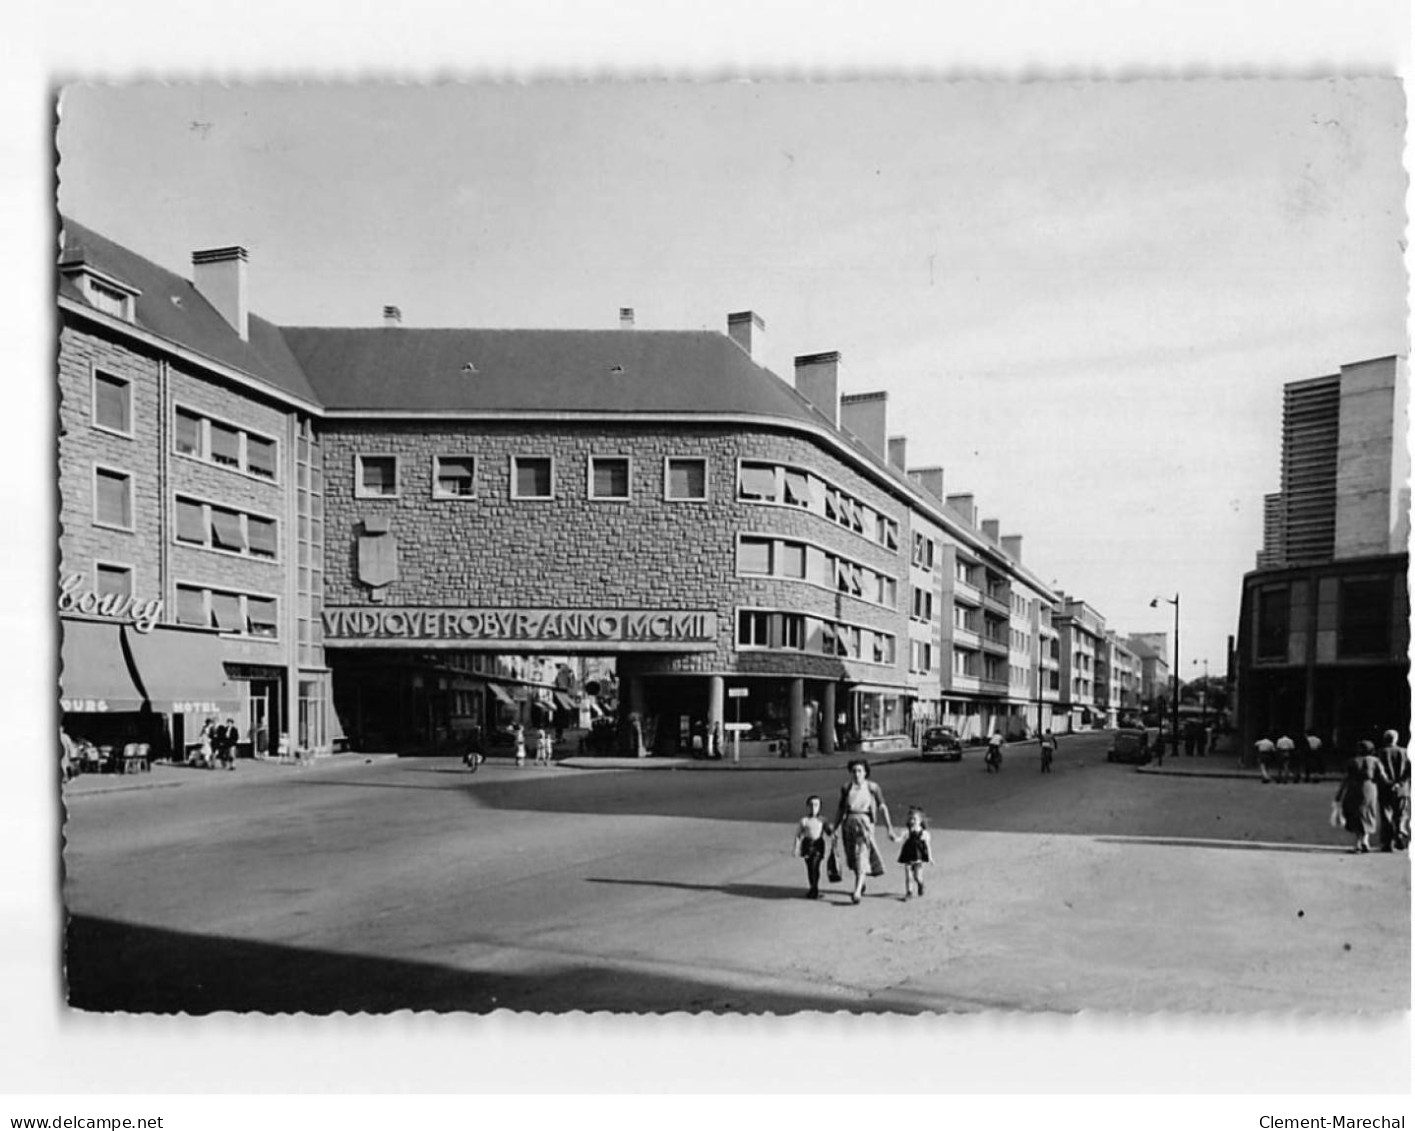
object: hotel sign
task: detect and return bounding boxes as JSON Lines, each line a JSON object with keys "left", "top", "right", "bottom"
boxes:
{"left": 58, "top": 573, "right": 163, "bottom": 633}
{"left": 322, "top": 607, "right": 719, "bottom": 651}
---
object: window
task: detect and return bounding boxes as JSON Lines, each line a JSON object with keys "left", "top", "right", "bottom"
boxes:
{"left": 247, "top": 515, "right": 278, "bottom": 559}
{"left": 736, "top": 610, "right": 806, "bottom": 651}
{"left": 246, "top": 596, "right": 279, "bottom": 638}
{"left": 176, "top": 498, "right": 205, "bottom": 544}
{"left": 512, "top": 456, "right": 553, "bottom": 499}
{"left": 434, "top": 456, "right": 476, "bottom": 498}
{"left": 211, "top": 590, "right": 243, "bottom": 632}
{"left": 779, "top": 542, "right": 806, "bottom": 579}
{"left": 210, "top": 506, "right": 247, "bottom": 552}
{"left": 175, "top": 496, "right": 278, "bottom": 560}
{"left": 210, "top": 421, "right": 241, "bottom": 468}
{"left": 178, "top": 584, "right": 278, "bottom": 639}
{"left": 912, "top": 533, "right": 936, "bottom": 571}
{"left": 95, "top": 563, "right": 132, "bottom": 599}
{"left": 666, "top": 458, "right": 708, "bottom": 501}
{"left": 738, "top": 462, "right": 779, "bottom": 502}
{"left": 737, "top": 538, "right": 773, "bottom": 575}
{"left": 86, "top": 276, "right": 134, "bottom": 320}
{"left": 92, "top": 370, "right": 131, "bottom": 434}
{"left": 176, "top": 409, "right": 203, "bottom": 456}
{"left": 782, "top": 469, "right": 812, "bottom": 508}
{"left": 176, "top": 585, "right": 206, "bottom": 626}
{"left": 1255, "top": 586, "right": 1289, "bottom": 660}
{"left": 911, "top": 586, "right": 933, "bottom": 622}
{"left": 1338, "top": 576, "right": 1393, "bottom": 657}
{"left": 357, "top": 455, "right": 399, "bottom": 498}
{"left": 589, "top": 456, "right": 631, "bottom": 500}
{"left": 94, "top": 467, "right": 132, "bottom": 529}
{"left": 247, "top": 435, "right": 277, "bottom": 480}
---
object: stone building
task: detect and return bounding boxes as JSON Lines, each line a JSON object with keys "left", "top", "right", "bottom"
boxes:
{"left": 57, "top": 218, "right": 1090, "bottom": 760}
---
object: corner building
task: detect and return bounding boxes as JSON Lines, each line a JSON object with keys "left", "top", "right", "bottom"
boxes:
{"left": 57, "top": 219, "right": 1070, "bottom": 760}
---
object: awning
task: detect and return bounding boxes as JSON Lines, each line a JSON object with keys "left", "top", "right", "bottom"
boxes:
{"left": 486, "top": 683, "right": 516, "bottom": 708}
{"left": 553, "top": 691, "right": 577, "bottom": 710}
{"left": 60, "top": 619, "right": 239, "bottom": 716}
{"left": 60, "top": 619, "right": 145, "bottom": 713}
{"left": 122, "top": 624, "right": 241, "bottom": 715}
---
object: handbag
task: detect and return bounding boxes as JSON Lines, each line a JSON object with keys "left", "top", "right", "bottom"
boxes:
{"left": 826, "top": 841, "right": 842, "bottom": 884}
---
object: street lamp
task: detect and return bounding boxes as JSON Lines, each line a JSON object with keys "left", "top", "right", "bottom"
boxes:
{"left": 1150, "top": 593, "right": 1179, "bottom": 759}
{"left": 1192, "top": 657, "right": 1210, "bottom": 729}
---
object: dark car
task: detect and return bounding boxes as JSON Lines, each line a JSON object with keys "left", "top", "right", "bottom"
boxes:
{"left": 1107, "top": 727, "right": 1157, "bottom": 765}
{"left": 920, "top": 726, "right": 964, "bottom": 761}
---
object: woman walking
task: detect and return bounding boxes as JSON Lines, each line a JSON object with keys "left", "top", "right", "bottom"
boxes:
{"left": 832, "top": 759, "right": 896, "bottom": 904}
{"left": 1335, "top": 740, "right": 1391, "bottom": 853}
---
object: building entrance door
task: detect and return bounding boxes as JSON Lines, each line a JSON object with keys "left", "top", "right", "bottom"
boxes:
{"left": 248, "top": 680, "right": 276, "bottom": 757}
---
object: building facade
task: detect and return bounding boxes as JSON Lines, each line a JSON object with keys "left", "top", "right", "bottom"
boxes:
{"left": 1237, "top": 356, "right": 1410, "bottom": 748}
{"left": 58, "top": 219, "right": 1117, "bottom": 760}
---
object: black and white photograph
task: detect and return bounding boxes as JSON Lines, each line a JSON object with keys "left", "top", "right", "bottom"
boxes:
{"left": 5, "top": 0, "right": 1413, "bottom": 1115}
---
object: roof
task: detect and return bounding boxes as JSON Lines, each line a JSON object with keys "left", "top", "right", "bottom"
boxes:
{"left": 279, "top": 325, "right": 821, "bottom": 424}
{"left": 58, "top": 217, "right": 321, "bottom": 406}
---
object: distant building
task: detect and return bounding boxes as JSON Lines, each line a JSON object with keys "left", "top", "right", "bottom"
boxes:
{"left": 1126, "top": 633, "right": 1172, "bottom": 711}
{"left": 1236, "top": 356, "right": 1410, "bottom": 748}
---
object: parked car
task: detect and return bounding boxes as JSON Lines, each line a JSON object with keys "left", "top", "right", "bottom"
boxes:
{"left": 920, "top": 726, "right": 964, "bottom": 762}
{"left": 1107, "top": 727, "right": 1157, "bottom": 765}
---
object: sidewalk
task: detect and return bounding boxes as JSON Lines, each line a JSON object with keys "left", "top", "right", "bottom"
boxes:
{"left": 1134, "top": 747, "right": 1338, "bottom": 784}
{"left": 557, "top": 743, "right": 921, "bottom": 771}
{"left": 62, "top": 751, "right": 398, "bottom": 797}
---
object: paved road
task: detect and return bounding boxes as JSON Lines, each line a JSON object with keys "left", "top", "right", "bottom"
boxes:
{"left": 62, "top": 733, "right": 1409, "bottom": 1014}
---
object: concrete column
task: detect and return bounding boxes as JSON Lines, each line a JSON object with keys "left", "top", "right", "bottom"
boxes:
{"left": 708, "top": 675, "right": 724, "bottom": 730}
{"left": 789, "top": 678, "right": 805, "bottom": 758}
{"left": 821, "top": 682, "right": 837, "bottom": 755}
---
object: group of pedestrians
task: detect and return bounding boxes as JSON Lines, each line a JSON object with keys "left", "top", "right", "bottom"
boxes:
{"left": 1253, "top": 730, "right": 1326, "bottom": 784}
{"left": 510, "top": 722, "right": 557, "bottom": 768}
{"left": 188, "top": 716, "right": 239, "bottom": 770}
{"left": 983, "top": 730, "right": 1057, "bottom": 773}
{"left": 1332, "top": 730, "right": 1410, "bottom": 854}
{"left": 791, "top": 758, "right": 933, "bottom": 903}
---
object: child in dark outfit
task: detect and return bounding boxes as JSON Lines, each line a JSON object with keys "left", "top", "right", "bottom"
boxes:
{"left": 792, "top": 795, "right": 832, "bottom": 899}
{"left": 896, "top": 806, "right": 932, "bottom": 899}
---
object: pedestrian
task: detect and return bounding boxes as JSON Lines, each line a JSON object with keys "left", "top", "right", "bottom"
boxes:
{"left": 59, "top": 726, "right": 77, "bottom": 783}
{"left": 1334, "top": 740, "right": 1391, "bottom": 854}
{"left": 791, "top": 795, "right": 831, "bottom": 899}
{"left": 832, "top": 759, "right": 896, "bottom": 904}
{"left": 1302, "top": 730, "right": 1325, "bottom": 783}
{"left": 216, "top": 716, "right": 239, "bottom": 770}
{"left": 194, "top": 717, "right": 216, "bottom": 769}
{"left": 537, "top": 724, "right": 554, "bottom": 766}
{"left": 1376, "top": 730, "right": 1410, "bottom": 852}
{"left": 895, "top": 806, "right": 932, "bottom": 899}
{"left": 709, "top": 720, "right": 723, "bottom": 760}
{"left": 1184, "top": 720, "right": 1199, "bottom": 758}
{"left": 512, "top": 722, "right": 526, "bottom": 768}
{"left": 1254, "top": 735, "right": 1276, "bottom": 783}
{"left": 1275, "top": 734, "right": 1297, "bottom": 783}
{"left": 1039, "top": 729, "right": 1056, "bottom": 774}
{"left": 985, "top": 730, "right": 1004, "bottom": 773}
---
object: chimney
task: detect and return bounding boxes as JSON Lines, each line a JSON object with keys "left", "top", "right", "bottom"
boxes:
{"left": 840, "top": 391, "right": 888, "bottom": 458}
{"left": 619, "top": 307, "right": 635, "bottom": 330}
{"left": 794, "top": 351, "right": 840, "bottom": 426}
{"left": 1002, "top": 535, "right": 1023, "bottom": 561}
{"left": 946, "top": 493, "right": 977, "bottom": 526}
{"left": 982, "top": 519, "right": 1001, "bottom": 543}
{"left": 382, "top": 305, "right": 402, "bottom": 327}
{"left": 192, "top": 246, "right": 249, "bottom": 341}
{"left": 909, "top": 466, "right": 944, "bottom": 500}
{"left": 887, "top": 435, "right": 907, "bottom": 471}
{"left": 727, "top": 311, "right": 766, "bottom": 364}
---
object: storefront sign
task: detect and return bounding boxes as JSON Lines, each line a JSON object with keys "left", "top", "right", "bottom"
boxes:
{"left": 322, "top": 607, "right": 718, "bottom": 650}
{"left": 58, "top": 574, "right": 162, "bottom": 633}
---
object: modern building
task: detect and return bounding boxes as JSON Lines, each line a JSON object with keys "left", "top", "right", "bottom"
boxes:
{"left": 1054, "top": 596, "right": 1107, "bottom": 729}
{"left": 57, "top": 218, "right": 1105, "bottom": 761}
{"left": 1126, "top": 632, "right": 1172, "bottom": 711}
{"left": 1236, "top": 356, "right": 1410, "bottom": 748}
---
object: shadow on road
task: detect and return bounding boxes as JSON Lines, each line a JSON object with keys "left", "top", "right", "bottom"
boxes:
{"left": 64, "top": 913, "right": 892, "bottom": 1014}
{"left": 1094, "top": 835, "right": 1345, "bottom": 855}
{"left": 585, "top": 877, "right": 808, "bottom": 901}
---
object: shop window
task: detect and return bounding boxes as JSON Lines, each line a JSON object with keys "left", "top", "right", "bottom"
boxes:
{"left": 94, "top": 466, "right": 133, "bottom": 529}
{"left": 737, "top": 538, "right": 772, "bottom": 575}
{"left": 589, "top": 456, "right": 631, "bottom": 500}
{"left": 95, "top": 562, "right": 132, "bottom": 599}
{"left": 1338, "top": 576, "right": 1393, "bottom": 657}
{"left": 434, "top": 455, "right": 476, "bottom": 498}
{"left": 93, "top": 370, "right": 132, "bottom": 435}
{"left": 1255, "top": 586, "right": 1289, "bottom": 660}
{"left": 512, "top": 456, "right": 554, "bottom": 499}
{"left": 666, "top": 457, "right": 708, "bottom": 501}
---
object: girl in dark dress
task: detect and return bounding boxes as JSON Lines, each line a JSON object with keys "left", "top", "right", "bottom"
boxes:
{"left": 896, "top": 806, "right": 932, "bottom": 899}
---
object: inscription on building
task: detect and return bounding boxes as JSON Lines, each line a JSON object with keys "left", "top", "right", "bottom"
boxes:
{"left": 323, "top": 607, "right": 718, "bottom": 650}
{"left": 58, "top": 573, "right": 163, "bottom": 633}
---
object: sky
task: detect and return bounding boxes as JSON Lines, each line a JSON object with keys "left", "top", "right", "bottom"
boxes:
{"left": 55, "top": 78, "right": 1408, "bottom": 676}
